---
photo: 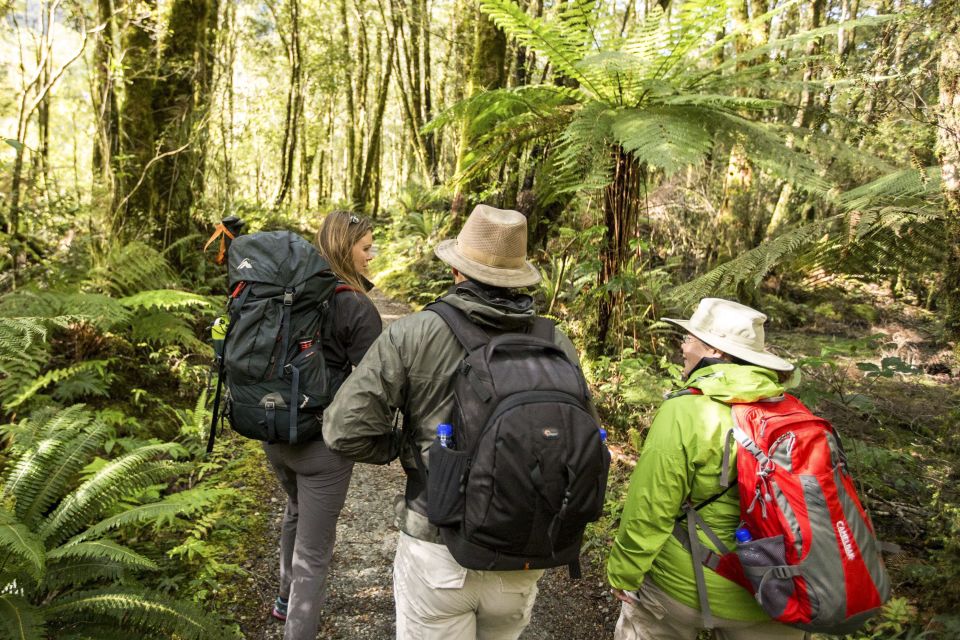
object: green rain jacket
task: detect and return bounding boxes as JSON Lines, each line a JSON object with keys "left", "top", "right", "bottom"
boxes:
{"left": 606, "top": 363, "right": 786, "bottom": 622}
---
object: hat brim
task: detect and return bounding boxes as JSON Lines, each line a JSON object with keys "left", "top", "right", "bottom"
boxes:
{"left": 663, "top": 317, "right": 794, "bottom": 372}
{"left": 435, "top": 239, "right": 542, "bottom": 288}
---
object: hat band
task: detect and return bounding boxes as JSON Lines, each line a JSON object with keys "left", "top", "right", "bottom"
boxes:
{"left": 458, "top": 241, "right": 526, "bottom": 269}
{"left": 690, "top": 325, "right": 763, "bottom": 351}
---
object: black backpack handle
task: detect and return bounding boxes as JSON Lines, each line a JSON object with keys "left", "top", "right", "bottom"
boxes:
{"left": 485, "top": 333, "right": 569, "bottom": 360}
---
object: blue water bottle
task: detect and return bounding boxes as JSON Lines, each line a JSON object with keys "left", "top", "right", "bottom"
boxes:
{"left": 599, "top": 428, "right": 608, "bottom": 443}
{"left": 437, "top": 423, "right": 454, "bottom": 448}
{"left": 735, "top": 526, "right": 753, "bottom": 545}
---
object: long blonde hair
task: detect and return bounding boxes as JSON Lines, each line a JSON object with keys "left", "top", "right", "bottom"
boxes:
{"left": 315, "top": 210, "right": 373, "bottom": 293}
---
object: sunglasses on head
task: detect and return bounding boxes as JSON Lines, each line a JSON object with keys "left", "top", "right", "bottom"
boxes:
{"left": 349, "top": 215, "right": 361, "bottom": 224}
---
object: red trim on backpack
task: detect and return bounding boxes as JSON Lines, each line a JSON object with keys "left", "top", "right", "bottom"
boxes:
{"left": 231, "top": 281, "right": 246, "bottom": 298}
{"left": 335, "top": 284, "right": 359, "bottom": 294}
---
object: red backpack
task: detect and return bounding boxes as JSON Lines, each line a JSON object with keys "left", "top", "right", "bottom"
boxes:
{"left": 677, "top": 393, "right": 892, "bottom": 634}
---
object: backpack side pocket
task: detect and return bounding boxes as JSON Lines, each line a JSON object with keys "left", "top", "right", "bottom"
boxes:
{"left": 427, "top": 439, "right": 470, "bottom": 527}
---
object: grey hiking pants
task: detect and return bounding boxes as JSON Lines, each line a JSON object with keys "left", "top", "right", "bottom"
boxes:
{"left": 263, "top": 438, "right": 354, "bottom": 640}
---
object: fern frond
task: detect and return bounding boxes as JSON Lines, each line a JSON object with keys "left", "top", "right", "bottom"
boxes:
{"left": 3, "top": 406, "right": 94, "bottom": 508}
{"left": 423, "top": 85, "right": 582, "bottom": 135}
{"left": 119, "top": 290, "right": 212, "bottom": 312}
{"left": 5, "top": 360, "right": 113, "bottom": 410}
{"left": 0, "top": 317, "right": 47, "bottom": 362}
{"left": 39, "top": 444, "right": 182, "bottom": 547}
{"left": 18, "top": 422, "right": 109, "bottom": 529}
{"left": 610, "top": 107, "right": 714, "bottom": 176}
{"left": 696, "top": 14, "right": 896, "bottom": 85}
{"left": 42, "top": 587, "right": 237, "bottom": 640}
{"left": 478, "top": 0, "right": 604, "bottom": 98}
{"left": 85, "top": 242, "right": 177, "bottom": 297}
{"left": 669, "top": 214, "right": 842, "bottom": 303}
{"left": 129, "top": 310, "right": 203, "bottom": 350}
{"left": 47, "top": 540, "right": 157, "bottom": 571}
{"left": 43, "top": 558, "right": 134, "bottom": 592}
{"left": 0, "top": 510, "right": 45, "bottom": 581}
{"left": 0, "top": 291, "right": 130, "bottom": 331}
{"left": 0, "top": 594, "right": 46, "bottom": 640}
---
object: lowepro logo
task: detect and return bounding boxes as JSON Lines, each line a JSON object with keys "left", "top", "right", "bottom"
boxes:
{"left": 237, "top": 258, "right": 253, "bottom": 270}
{"left": 836, "top": 520, "right": 857, "bottom": 561}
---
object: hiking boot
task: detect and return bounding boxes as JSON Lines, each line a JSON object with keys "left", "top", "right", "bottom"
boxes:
{"left": 271, "top": 596, "right": 288, "bottom": 622}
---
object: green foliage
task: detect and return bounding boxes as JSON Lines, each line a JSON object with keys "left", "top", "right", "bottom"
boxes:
{"left": 673, "top": 167, "right": 948, "bottom": 305}
{"left": 0, "top": 406, "right": 237, "bottom": 638}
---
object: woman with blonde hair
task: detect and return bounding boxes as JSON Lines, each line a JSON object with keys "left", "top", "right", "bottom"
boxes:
{"left": 264, "top": 210, "right": 381, "bottom": 640}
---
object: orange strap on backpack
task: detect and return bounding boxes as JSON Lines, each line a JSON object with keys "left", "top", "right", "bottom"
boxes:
{"left": 203, "top": 223, "right": 237, "bottom": 265}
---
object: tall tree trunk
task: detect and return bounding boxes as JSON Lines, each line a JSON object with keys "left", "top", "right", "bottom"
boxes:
{"left": 339, "top": 0, "right": 359, "bottom": 203}
{"left": 37, "top": 2, "right": 52, "bottom": 207}
{"left": 937, "top": 24, "right": 960, "bottom": 332}
{"left": 765, "top": 0, "right": 825, "bottom": 240}
{"left": 597, "top": 147, "right": 644, "bottom": 349}
{"left": 274, "top": 0, "right": 302, "bottom": 208}
{"left": 358, "top": 21, "right": 399, "bottom": 210}
{"left": 151, "top": 0, "right": 219, "bottom": 246}
{"left": 116, "top": 1, "right": 158, "bottom": 233}
{"left": 716, "top": 0, "right": 759, "bottom": 259}
{"left": 452, "top": 1, "right": 507, "bottom": 215}
{"left": 93, "top": 0, "right": 120, "bottom": 204}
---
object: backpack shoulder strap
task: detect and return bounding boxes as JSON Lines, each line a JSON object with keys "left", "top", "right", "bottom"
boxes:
{"left": 425, "top": 300, "right": 490, "bottom": 352}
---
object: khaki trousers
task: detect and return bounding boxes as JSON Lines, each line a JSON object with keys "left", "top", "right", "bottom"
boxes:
{"left": 393, "top": 532, "right": 543, "bottom": 640}
{"left": 263, "top": 439, "right": 354, "bottom": 640}
{"left": 615, "top": 578, "right": 808, "bottom": 640}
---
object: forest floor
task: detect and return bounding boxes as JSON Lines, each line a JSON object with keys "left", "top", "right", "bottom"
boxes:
{"left": 228, "top": 289, "right": 621, "bottom": 639}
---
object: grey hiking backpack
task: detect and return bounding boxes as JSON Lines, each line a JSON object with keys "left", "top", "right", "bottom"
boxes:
{"left": 422, "top": 300, "right": 610, "bottom": 574}
{"left": 207, "top": 231, "right": 346, "bottom": 451}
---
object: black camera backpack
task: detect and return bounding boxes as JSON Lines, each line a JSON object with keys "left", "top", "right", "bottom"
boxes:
{"left": 207, "top": 231, "right": 345, "bottom": 451}
{"left": 422, "top": 300, "right": 610, "bottom": 574}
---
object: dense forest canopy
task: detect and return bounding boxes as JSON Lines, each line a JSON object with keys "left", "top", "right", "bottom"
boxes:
{"left": 1, "top": 0, "right": 959, "bottom": 636}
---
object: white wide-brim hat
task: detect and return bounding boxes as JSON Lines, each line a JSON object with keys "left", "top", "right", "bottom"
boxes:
{"left": 663, "top": 298, "right": 794, "bottom": 372}
{"left": 434, "top": 204, "right": 542, "bottom": 288}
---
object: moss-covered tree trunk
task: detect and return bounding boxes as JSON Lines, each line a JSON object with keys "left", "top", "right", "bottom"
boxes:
{"left": 937, "top": 25, "right": 960, "bottom": 332}
{"left": 115, "top": 1, "right": 158, "bottom": 234}
{"left": 93, "top": 0, "right": 120, "bottom": 203}
{"left": 452, "top": 2, "right": 507, "bottom": 216}
{"left": 152, "top": 0, "right": 219, "bottom": 247}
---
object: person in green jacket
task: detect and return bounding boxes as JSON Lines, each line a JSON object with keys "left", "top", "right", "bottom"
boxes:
{"left": 607, "top": 298, "right": 806, "bottom": 640}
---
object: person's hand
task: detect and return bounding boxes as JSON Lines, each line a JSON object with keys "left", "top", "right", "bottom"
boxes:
{"left": 611, "top": 588, "right": 636, "bottom": 604}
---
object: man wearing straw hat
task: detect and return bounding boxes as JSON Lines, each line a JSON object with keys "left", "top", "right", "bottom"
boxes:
{"left": 324, "top": 204, "right": 595, "bottom": 639}
{"left": 606, "top": 298, "right": 805, "bottom": 639}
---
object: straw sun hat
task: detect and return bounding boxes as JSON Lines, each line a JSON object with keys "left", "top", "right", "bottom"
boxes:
{"left": 434, "top": 204, "right": 542, "bottom": 288}
{"left": 662, "top": 298, "right": 794, "bottom": 372}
